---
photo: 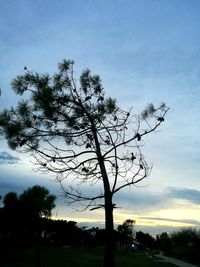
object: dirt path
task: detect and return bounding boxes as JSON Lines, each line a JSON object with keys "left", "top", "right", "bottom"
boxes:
{"left": 155, "top": 254, "right": 199, "bottom": 267}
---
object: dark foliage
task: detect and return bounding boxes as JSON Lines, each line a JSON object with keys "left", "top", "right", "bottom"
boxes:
{"left": 117, "top": 219, "right": 136, "bottom": 247}
{"left": 156, "top": 228, "right": 200, "bottom": 264}
{"left": 135, "top": 231, "right": 156, "bottom": 249}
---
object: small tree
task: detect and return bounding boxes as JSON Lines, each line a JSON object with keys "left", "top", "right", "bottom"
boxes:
{"left": 0, "top": 60, "right": 168, "bottom": 266}
{"left": 19, "top": 185, "right": 56, "bottom": 219}
{"left": 2, "top": 186, "right": 55, "bottom": 267}
{"left": 3, "top": 186, "right": 55, "bottom": 228}
{"left": 158, "top": 232, "right": 172, "bottom": 256}
{"left": 135, "top": 231, "right": 156, "bottom": 249}
{"left": 19, "top": 185, "right": 56, "bottom": 267}
{"left": 117, "top": 219, "right": 136, "bottom": 247}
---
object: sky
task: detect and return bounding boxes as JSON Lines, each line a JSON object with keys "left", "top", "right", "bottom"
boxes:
{"left": 0, "top": 0, "right": 200, "bottom": 236}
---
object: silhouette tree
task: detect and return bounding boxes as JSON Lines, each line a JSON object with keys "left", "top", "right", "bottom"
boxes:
{"left": 2, "top": 186, "right": 55, "bottom": 230}
{"left": 117, "top": 219, "right": 136, "bottom": 247}
{"left": 19, "top": 185, "right": 56, "bottom": 219}
{"left": 135, "top": 231, "right": 156, "bottom": 249}
{"left": 158, "top": 232, "right": 172, "bottom": 256}
{"left": 1, "top": 186, "right": 55, "bottom": 267}
{"left": 0, "top": 59, "right": 169, "bottom": 267}
{"left": 19, "top": 185, "right": 56, "bottom": 267}
{"left": 3, "top": 192, "right": 18, "bottom": 207}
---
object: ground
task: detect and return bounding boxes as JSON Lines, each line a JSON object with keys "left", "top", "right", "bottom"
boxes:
{"left": 1, "top": 246, "right": 178, "bottom": 267}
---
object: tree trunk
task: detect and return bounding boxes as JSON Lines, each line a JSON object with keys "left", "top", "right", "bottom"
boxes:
{"left": 104, "top": 196, "right": 115, "bottom": 267}
{"left": 91, "top": 126, "right": 115, "bottom": 266}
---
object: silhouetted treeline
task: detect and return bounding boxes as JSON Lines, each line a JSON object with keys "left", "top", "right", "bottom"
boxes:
{"left": 1, "top": 187, "right": 200, "bottom": 266}
{"left": 155, "top": 229, "right": 200, "bottom": 264}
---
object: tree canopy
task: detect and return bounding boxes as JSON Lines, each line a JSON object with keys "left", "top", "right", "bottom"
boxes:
{"left": 2, "top": 185, "right": 56, "bottom": 221}
{"left": 19, "top": 185, "right": 56, "bottom": 218}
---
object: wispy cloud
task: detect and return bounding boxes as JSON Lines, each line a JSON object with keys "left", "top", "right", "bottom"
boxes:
{"left": 0, "top": 151, "right": 20, "bottom": 165}
{"left": 115, "top": 186, "right": 200, "bottom": 212}
{"left": 139, "top": 216, "right": 200, "bottom": 227}
{"left": 168, "top": 187, "right": 200, "bottom": 205}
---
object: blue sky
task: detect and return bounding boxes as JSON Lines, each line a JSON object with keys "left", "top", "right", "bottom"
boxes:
{"left": 0, "top": 0, "right": 200, "bottom": 235}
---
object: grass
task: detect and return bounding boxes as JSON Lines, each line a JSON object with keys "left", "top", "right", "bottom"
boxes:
{"left": 1, "top": 246, "right": 177, "bottom": 267}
